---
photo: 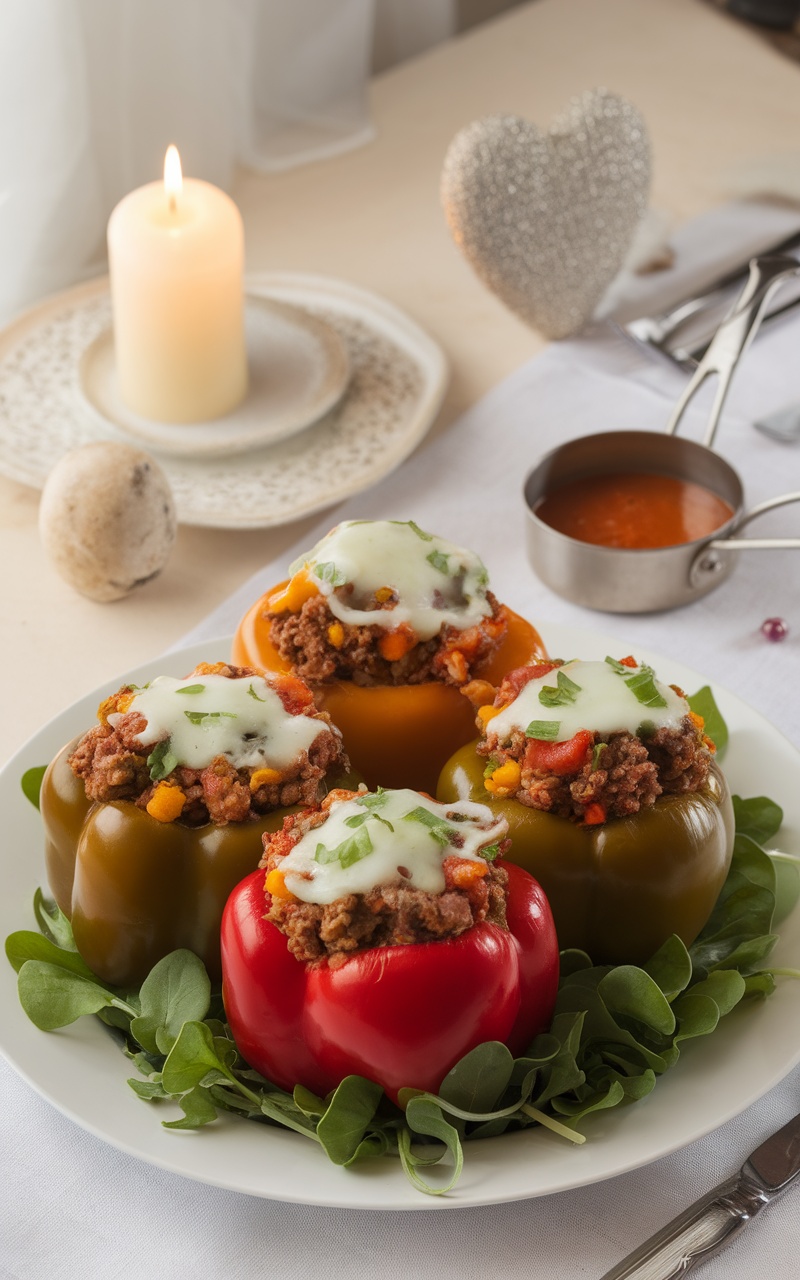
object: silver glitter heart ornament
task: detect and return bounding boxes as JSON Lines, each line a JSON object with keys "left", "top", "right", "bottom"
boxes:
{"left": 441, "top": 90, "right": 651, "bottom": 339}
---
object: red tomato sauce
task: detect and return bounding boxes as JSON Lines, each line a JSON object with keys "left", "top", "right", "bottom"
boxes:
{"left": 535, "top": 472, "right": 734, "bottom": 550}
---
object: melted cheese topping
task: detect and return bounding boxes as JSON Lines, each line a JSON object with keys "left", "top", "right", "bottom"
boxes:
{"left": 113, "top": 674, "right": 326, "bottom": 770}
{"left": 291, "top": 520, "right": 493, "bottom": 640}
{"left": 278, "top": 789, "right": 507, "bottom": 905}
{"left": 488, "top": 659, "right": 687, "bottom": 743}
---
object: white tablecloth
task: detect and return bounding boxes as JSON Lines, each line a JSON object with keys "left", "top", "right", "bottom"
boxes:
{"left": 5, "top": 205, "right": 800, "bottom": 1278}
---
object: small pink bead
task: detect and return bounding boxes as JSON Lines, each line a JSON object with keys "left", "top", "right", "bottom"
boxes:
{"left": 761, "top": 617, "right": 789, "bottom": 643}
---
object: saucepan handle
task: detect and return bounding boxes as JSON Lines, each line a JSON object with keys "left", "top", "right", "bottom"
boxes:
{"left": 708, "top": 490, "right": 800, "bottom": 551}
{"left": 689, "top": 491, "right": 800, "bottom": 590}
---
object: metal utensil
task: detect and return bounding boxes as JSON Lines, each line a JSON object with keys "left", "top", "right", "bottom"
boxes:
{"left": 598, "top": 1106, "right": 800, "bottom": 1280}
{"left": 625, "top": 227, "right": 800, "bottom": 368}
{"left": 524, "top": 255, "right": 800, "bottom": 613}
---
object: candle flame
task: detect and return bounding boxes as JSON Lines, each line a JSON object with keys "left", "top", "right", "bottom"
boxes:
{"left": 164, "top": 145, "right": 183, "bottom": 212}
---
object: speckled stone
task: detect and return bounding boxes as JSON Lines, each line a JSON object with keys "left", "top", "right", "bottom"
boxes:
{"left": 441, "top": 89, "right": 651, "bottom": 339}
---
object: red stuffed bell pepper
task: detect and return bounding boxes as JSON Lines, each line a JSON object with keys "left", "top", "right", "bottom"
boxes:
{"left": 221, "top": 787, "right": 559, "bottom": 1105}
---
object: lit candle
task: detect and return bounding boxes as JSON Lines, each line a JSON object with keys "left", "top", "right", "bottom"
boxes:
{"left": 107, "top": 146, "right": 248, "bottom": 423}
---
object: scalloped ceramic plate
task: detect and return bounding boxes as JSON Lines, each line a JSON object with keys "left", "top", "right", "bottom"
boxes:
{"left": 1, "top": 623, "right": 799, "bottom": 1210}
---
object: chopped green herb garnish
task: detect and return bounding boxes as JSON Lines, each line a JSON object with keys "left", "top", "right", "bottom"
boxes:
{"left": 426, "top": 549, "right": 450, "bottom": 575}
{"left": 480, "top": 843, "right": 500, "bottom": 862}
{"left": 248, "top": 684, "right": 267, "bottom": 702}
{"left": 345, "top": 814, "right": 367, "bottom": 828}
{"left": 590, "top": 743, "right": 607, "bottom": 772}
{"left": 403, "top": 520, "right": 433, "bottom": 542}
{"left": 403, "top": 806, "right": 455, "bottom": 846}
{"left": 147, "top": 739, "right": 178, "bottom": 781}
{"left": 525, "top": 721, "right": 560, "bottom": 740}
{"left": 356, "top": 788, "right": 389, "bottom": 813}
{"left": 475, "top": 563, "right": 489, "bottom": 590}
{"left": 539, "top": 669, "right": 582, "bottom": 708}
{"left": 314, "top": 561, "right": 347, "bottom": 587}
{"left": 625, "top": 665, "right": 667, "bottom": 709}
{"left": 604, "top": 655, "right": 630, "bottom": 675}
{"left": 483, "top": 760, "right": 499, "bottom": 780}
{"left": 314, "top": 825, "right": 375, "bottom": 870}
{"left": 175, "top": 684, "right": 205, "bottom": 696}
{"left": 183, "top": 711, "right": 238, "bottom": 727}
{"left": 637, "top": 720, "right": 656, "bottom": 739}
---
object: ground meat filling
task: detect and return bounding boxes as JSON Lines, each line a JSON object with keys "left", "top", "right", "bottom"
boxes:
{"left": 267, "top": 589, "right": 507, "bottom": 687}
{"left": 480, "top": 716, "right": 711, "bottom": 823}
{"left": 68, "top": 662, "right": 347, "bottom": 826}
{"left": 262, "top": 804, "right": 508, "bottom": 967}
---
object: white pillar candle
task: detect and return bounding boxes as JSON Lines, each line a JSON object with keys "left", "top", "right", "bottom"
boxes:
{"left": 107, "top": 146, "right": 248, "bottom": 424}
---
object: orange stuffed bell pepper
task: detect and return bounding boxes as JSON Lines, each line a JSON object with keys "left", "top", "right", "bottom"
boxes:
{"left": 233, "top": 519, "right": 546, "bottom": 793}
{"left": 221, "top": 786, "right": 559, "bottom": 1104}
{"left": 41, "top": 662, "right": 352, "bottom": 987}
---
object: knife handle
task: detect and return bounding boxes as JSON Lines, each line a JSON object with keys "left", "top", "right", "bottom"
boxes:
{"left": 599, "top": 1173, "right": 770, "bottom": 1280}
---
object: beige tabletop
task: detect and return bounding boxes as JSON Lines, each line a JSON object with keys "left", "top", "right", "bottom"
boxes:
{"left": 2, "top": 0, "right": 799, "bottom": 766}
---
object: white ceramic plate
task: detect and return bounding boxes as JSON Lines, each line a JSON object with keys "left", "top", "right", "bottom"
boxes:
{"left": 0, "top": 273, "right": 449, "bottom": 528}
{"left": 78, "top": 297, "right": 351, "bottom": 458}
{"left": 2, "top": 626, "right": 799, "bottom": 1211}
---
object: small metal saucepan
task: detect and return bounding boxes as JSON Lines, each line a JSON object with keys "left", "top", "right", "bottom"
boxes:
{"left": 524, "top": 254, "right": 800, "bottom": 613}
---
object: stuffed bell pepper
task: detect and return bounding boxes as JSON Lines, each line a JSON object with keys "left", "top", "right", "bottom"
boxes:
{"left": 232, "top": 519, "right": 546, "bottom": 791}
{"left": 437, "top": 656, "right": 734, "bottom": 965}
{"left": 221, "top": 786, "right": 559, "bottom": 1104}
{"left": 41, "top": 661, "right": 350, "bottom": 987}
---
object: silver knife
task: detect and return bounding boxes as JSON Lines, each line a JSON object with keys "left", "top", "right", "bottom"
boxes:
{"left": 599, "top": 1108, "right": 800, "bottom": 1280}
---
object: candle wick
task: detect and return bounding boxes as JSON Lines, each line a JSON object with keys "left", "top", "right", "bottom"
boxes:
{"left": 168, "top": 194, "right": 177, "bottom": 215}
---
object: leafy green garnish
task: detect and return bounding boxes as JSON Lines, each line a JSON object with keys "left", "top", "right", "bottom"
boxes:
{"left": 480, "top": 843, "right": 500, "bottom": 862}
{"left": 687, "top": 686, "right": 729, "bottom": 758}
{"left": 147, "top": 739, "right": 178, "bottom": 781}
{"left": 175, "top": 684, "right": 205, "bottom": 695}
{"left": 403, "top": 805, "right": 455, "bottom": 846}
{"left": 7, "top": 768, "right": 798, "bottom": 1198}
{"left": 525, "top": 720, "right": 560, "bottom": 740}
{"left": 315, "top": 825, "right": 374, "bottom": 869}
{"left": 314, "top": 561, "right": 347, "bottom": 587}
{"left": 184, "top": 711, "right": 237, "bottom": 727}
{"left": 248, "top": 683, "right": 267, "bottom": 702}
{"left": 426, "top": 550, "right": 450, "bottom": 575}
{"left": 539, "top": 669, "right": 581, "bottom": 708}
{"left": 401, "top": 520, "right": 433, "bottom": 542}
{"left": 590, "top": 743, "right": 607, "bottom": 773}
{"left": 604, "top": 655, "right": 629, "bottom": 674}
{"left": 623, "top": 664, "right": 667, "bottom": 709}
{"left": 21, "top": 765, "right": 47, "bottom": 811}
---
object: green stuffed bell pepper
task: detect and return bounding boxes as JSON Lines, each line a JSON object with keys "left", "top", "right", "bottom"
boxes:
{"left": 436, "top": 657, "right": 735, "bottom": 965}
{"left": 41, "top": 662, "right": 352, "bottom": 988}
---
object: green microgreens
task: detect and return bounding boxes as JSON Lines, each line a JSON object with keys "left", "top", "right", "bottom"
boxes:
{"left": 314, "top": 825, "right": 374, "bottom": 870}
{"left": 480, "top": 843, "right": 500, "bottom": 862}
{"left": 483, "top": 760, "right": 500, "bottom": 780}
{"left": 525, "top": 721, "right": 560, "bottom": 741}
{"left": 314, "top": 561, "right": 347, "bottom": 587}
{"left": 147, "top": 739, "right": 178, "bottom": 782}
{"left": 426, "top": 550, "right": 450, "bottom": 575}
{"left": 538, "top": 669, "right": 582, "bottom": 709}
{"left": 184, "top": 711, "right": 238, "bottom": 727}
{"left": 175, "top": 684, "right": 205, "bottom": 696}
{"left": 403, "top": 806, "right": 456, "bottom": 847}
{"left": 590, "top": 743, "right": 607, "bottom": 773}
{"left": 248, "top": 684, "right": 267, "bottom": 702}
